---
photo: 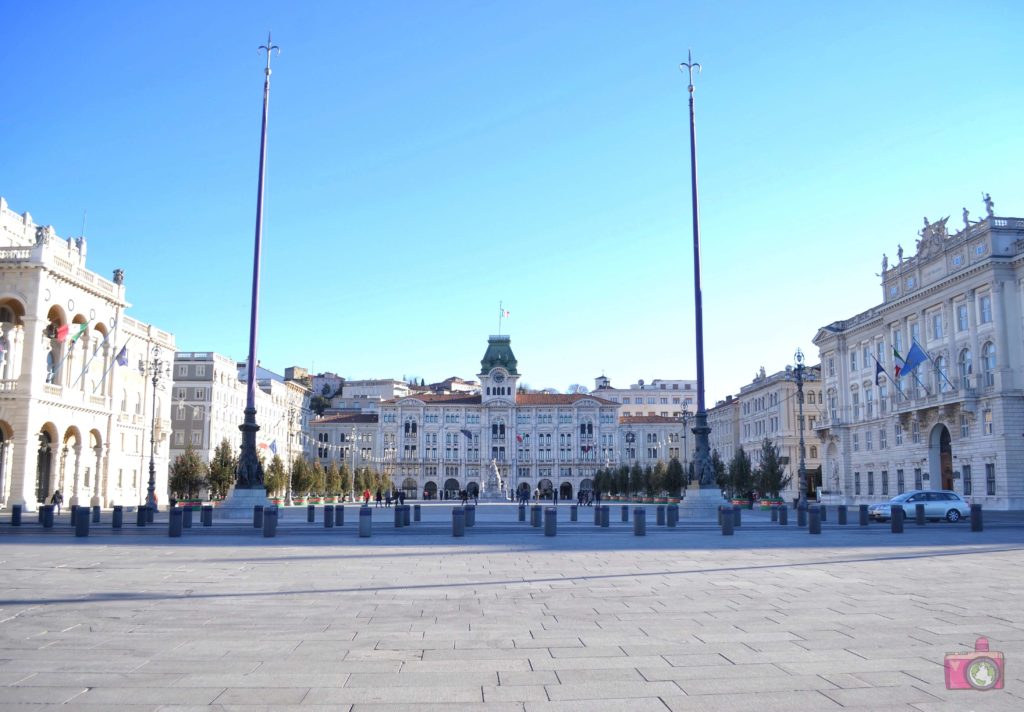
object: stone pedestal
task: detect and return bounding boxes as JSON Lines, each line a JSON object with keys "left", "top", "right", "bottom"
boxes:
{"left": 677, "top": 485, "right": 729, "bottom": 521}
{"left": 215, "top": 486, "right": 271, "bottom": 520}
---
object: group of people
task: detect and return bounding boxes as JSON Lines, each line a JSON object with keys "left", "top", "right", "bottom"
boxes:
{"left": 362, "top": 488, "right": 407, "bottom": 507}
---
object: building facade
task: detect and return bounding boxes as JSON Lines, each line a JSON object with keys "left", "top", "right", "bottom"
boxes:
{"left": 0, "top": 197, "right": 175, "bottom": 510}
{"left": 814, "top": 205, "right": 1024, "bottom": 510}
{"left": 592, "top": 376, "right": 697, "bottom": 417}
{"left": 169, "top": 352, "right": 311, "bottom": 473}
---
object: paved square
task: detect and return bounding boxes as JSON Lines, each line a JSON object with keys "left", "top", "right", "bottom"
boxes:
{"left": 1, "top": 503, "right": 1022, "bottom": 710}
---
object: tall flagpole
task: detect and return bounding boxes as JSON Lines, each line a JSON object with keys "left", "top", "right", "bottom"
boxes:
{"left": 680, "top": 51, "right": 714, "bottom": 489}
{"left": 236, "top": 33, "right": 279, "bottom": 490}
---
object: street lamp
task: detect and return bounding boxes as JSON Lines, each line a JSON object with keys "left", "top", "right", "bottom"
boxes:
{"left": 139, "top": 346, "right": 169, "bottom": 515}
{"left": 794, "top": 348, "right": 808, "bottom": 516}
{"left": 285, "top": 407, "right": 295, "bottom": 506}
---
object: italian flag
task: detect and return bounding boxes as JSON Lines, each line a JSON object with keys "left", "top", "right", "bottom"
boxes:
{"left": 57, "top": 322, "right": 88, "bottom": 343}
{"left": 892, "top": 346, "right": 905, "bottom": 378}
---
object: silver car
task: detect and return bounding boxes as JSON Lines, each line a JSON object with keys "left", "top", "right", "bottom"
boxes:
{"left": 867, "top": 490, "right": 971, "bottom": 523}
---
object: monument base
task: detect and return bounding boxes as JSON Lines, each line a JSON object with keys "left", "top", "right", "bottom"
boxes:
{"left": 477, "top": 489, "right": 509, "bottom": 502}
{"left": 215, "top": 485, "right": 271, "bottom": 520}
{"left": 677, "top": 485, "right": 729, "bottom": 521}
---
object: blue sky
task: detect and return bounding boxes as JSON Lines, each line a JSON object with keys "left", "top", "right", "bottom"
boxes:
{"left": 3, "top": 1, "right": 1021, "bottom": 403}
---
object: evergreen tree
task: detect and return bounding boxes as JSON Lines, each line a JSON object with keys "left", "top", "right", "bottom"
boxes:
{"left": 650, "top": 461, "right": 667, "bottom": 495}
{"left": 207, "top": 438, "right": 236, "bottom": 499}
{"left": 290, "top": 457, "right": 313, "bottom": 497}
{"left": 643, "top": 464, "right": 655, "bottom": 496}
{"left": 664, "top": 457, "right": 685, "bottom": 496}
{"left": 615, "top": 465, "right": 630, "bottom": 495}
{"left": 727, "top": 446, "right": 754, "bottom": 500}
{"left": 325, "top": 461, "right": 341, "bottom": 495}
{"left": 629, "top": 463, "right": 645, "bottom": 496}
{"left": 168, "top": 445, "right": 209, "bottom": 500}
{"left": 754, "top": 438, "right": 791, "bottom": 498}
{"left": 310, "top": 460, "right": 326, "bottom": 496}
{"left": 711, "top": 449, "right": 726, "bottom": 491}
{"left": 338, "top": 462, "right": 352, "bottom": 496}
{"left": 264, "top": 454, "right": 287, "bottom": 497}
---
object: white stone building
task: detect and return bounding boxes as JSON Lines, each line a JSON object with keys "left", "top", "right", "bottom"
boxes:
{"left": 168, "top": 352, "right": 311, "bottom": 473}
{"left": 0, "top": 197, "right": 175, "bottom": 510}
{"left": 814, "top": 203, "right": 1024, "bottom": 510}
{"left": 707, "top": 395, "right": 740, "bottom": 465}
{"left": 592, "top": 376, "right": 696, "bottom": 417}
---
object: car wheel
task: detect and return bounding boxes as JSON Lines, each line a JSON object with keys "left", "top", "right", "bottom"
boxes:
{"left": 946, "top": 509, "right": 961, "bottom": 523}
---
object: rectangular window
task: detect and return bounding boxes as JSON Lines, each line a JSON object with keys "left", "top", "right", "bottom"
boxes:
{"left": 985, "top": 463, "right": 995, "bottom": 495}
{"left": 879, "top": 428, "right": 887, "bottom": 449}
{"left": 177, "top": 365, "right": 188, "bottom": 376}
{"left": 897, "top": 469, "right": 905, "bottom": 494}
{"left": 865, "top": 431, "right": 873, "bottom": 451}
{"left": 892, "top": 329, "right": 903, "bottom": 355}
{"left": 854, "top": 472, "right": 861, "bottom": 495}
{"left": 957, "top": 303, "right": 969, "bottom": 332}
{"left": 910, "top": 321, "right": 920, "bottom": 344}
{"left": 962, "top": 465, "right": 972, "bottom": 496}
{"left": 850, "top": 352, "right": 857, "bottom": 371}
{"left": 914, "top": 468, "right": 923, "bottom": 490}
{"left": 931, "top": 312, "right": 943, "bottom": 339}
{"left": 983, "top": 410, "right": 993, "bottom": 435}
{"left": 190, "top": 432, "right": 201, "bottom": 445}
{"left": 960, "top": 414, "right": 969, "bottom": 438}
{"left": 911, "top": 421, "right": 921, "bottom": 444}
{"left": 196, "top": 365, "right": 206, "bottom": 376}
{"left": 881, "top": 470, "right": 889, "bottom": 496}
{"left": 174, "top": 432, "right": 184, "bottom": 446}
{"left": 867, "top": 471, "right": 874, "bottom": 496}
{"left": 862, "top": 346, "right": 870, "bottom": 368}
{"left": 894, "top": 424, "right": 903, "bottom": 446}
{"left": 980, "top": 294, "right": 992, "bottom": 324}
{"left": 828, "top": 358, "right": 835, "bottom": 377}
{"left": 852, "top": 433, "right": 859, "bottom": 452}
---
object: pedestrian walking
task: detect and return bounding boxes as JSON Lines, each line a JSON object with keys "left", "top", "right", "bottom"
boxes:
{"left": 375, "top": 489, "right": 383, "bottom": 508}
{"left": 385, "top": 490, "right": 392, "bottom": 507}
{"left": 50, "top": 489, "right": 63, "bottom": 514}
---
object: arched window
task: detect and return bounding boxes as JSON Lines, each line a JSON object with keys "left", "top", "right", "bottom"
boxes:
{"left": 982, "top": 342, "right": 996, "bottom": 386}
{"left": 958, "top": 348, "right": 972, "bottom": 388}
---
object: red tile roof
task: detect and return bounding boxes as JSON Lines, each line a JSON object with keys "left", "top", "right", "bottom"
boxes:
{"left": 515, "top": 393, "right": 618, "bottom": 406}
{"left": 315, "top": 413, "right": 379, "bottom": 424}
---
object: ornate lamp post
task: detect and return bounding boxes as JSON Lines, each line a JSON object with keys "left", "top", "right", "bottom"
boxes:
{"left": 284, "top": 407, "right": 295, "bottom": 505}
{"left": 234, "top": 34, "right": 280, "bottom": 494}
{"left": 794, "top": 348, "right": 808, "bottom": 521}
{"left": 679, "top": 51, "right": 714, "bottom": 490}
{"left": 139, "top": 346, "right": 169, "bottom": 514}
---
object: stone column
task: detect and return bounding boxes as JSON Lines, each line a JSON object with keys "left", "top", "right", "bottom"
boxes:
{"left": 967, "top": 289, "right": 979, "bottom": 389}
{"left": 71, "top": 443, "right": 83, "bottom": 507}
{"left": 991, "top": 280, "right": 1010, "bottom": 389}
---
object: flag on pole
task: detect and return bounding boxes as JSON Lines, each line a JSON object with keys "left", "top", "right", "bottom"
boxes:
{"left": 270, "top": 440, "right": 278, "bottom": 455}
{"left": 115, "top": 345, "right": 129, "bottom": 366}
{"left": 902, "top": 342, "right": 929, "bottom": 375}
{"left": 516, "top": 434, "right": 523, "bottom": 443}
{"left": 502, "top": 309, "right": 510, "bottom": 318}
{"left": 460, "top": 429, "right": 473, "bottom": 439}
{"left": 874, "top": 358, "right": 886, "bottom": 386}
{"left": 57, "top": 322, "right": 89, "bottom": 343}
{"left": 892, "top": 346, "right": 906, "bottom": 378}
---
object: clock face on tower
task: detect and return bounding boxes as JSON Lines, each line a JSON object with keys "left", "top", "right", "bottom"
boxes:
{"left": 493, "top": 370, "right": 506, "bottom": 384}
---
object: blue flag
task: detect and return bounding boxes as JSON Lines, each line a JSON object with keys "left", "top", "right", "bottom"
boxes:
{"left": 902, "top": 342, "right": 929, "bottom": 375}
{"left": 115, "top": 345, "right": 129, "bottom": 366}
{"left": 270, "top": 440, "right": 278, "bottom": 455}
{"left": 874, "top": 357, "right": 886, "bottom": 386}
{"left": 460, "top": 429, "right": 473, "bottom": 439}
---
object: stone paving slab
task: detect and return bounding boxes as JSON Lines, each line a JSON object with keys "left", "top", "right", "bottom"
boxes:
{"left": 1, "top": 503, "right": 1022, "bottom": 710}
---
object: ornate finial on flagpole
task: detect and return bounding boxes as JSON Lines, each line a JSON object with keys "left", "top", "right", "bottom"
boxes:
{"left": 259, "top": 32, "right": 280, "bottom": 77}
{"left": 680, "top": 49, "right": 701, "bottom": 94}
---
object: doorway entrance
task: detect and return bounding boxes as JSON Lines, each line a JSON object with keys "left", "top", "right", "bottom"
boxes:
{"left": 929, "top": 424, "right": 954, "bottom": 490}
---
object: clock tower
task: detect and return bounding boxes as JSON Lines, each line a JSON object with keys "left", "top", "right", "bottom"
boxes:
{"left": 479, "top": 335, "right": 519, "bottom": 403}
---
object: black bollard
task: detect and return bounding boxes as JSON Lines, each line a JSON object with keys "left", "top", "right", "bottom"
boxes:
{"left": 75, "top": 507, "right": 90, "bottom": 537}
{"left": 797, "top": 503, "right": 807, "bottom": 527}
{"left": 168, "top": 508, "right": 183, "bottom": 538}
{"left": 201, "top": 504, "right": 213, "bottom": 527}
{"left": 915, "top": 503, "right": 926, "bottom": 526}
{"left": 970, "top": 503, "right": 983, "bottom": 532}
{"left": 11, "top": 505, "right": 21, "bottom": 526}
{"left": 358, "top": 506, "right": 372, "bottom": 537}
{"left": 531, "top": 505, "right": 542, "bottom": 527}
{"left": 414, "top": 504, "right": 421, "bottom": 522}
{"left": 633, "top": 508, "right": 647, "bottom": 536}
{"left": 324, "top": 504, "right": 335, "bottom": 528}
{"left": 393, "top": 504, "right": 403, "bottom": 528}
{"left": 656, "top": 505, "right": 665, "bottom": 526}
{"left": 771, "top": 505, "right": 778, "bottom": 522}
{"left": 452, "top": 507, "right": 465, "bottom": 537}
{"left": 809, "top": 506, "right": 821, "bottom": 534}
{"left": 70, "top": 504, "right": 79, "bottom": 525}
{"left": 838, "top": 505, "right": 848, "bottom": 525}
{"left": 600, "top": 505, "right": 610, "bottom": 528}
{"left": 112, "top": 505, "right": 124, "bottom": 529}
{"left": 465, "top": 505, "right": 476, "bottom": 527}
{"left": 721, "top": 506, "right": 734, "bottom": 535}
{"left": 891, "top": 504, "right": 904, "bottom": 533}
{"left": 570, "top": 504, "right": 578, "bottom": 522}
{"left": 518, "top": 503, "right": 526, "bottom": 522}
{"left": 91, "top": 505, "right": 100, "bottom": 523}
{"left": 307, "top": 504, "right": 315, "bottom": 523}
{"left": 858, "top": 504, "right": 869, "bottom": 526}
{"left": 42, "top": 504, "right": 55, "bottom": 528}
{"left": 621, "top": 505, "right": 629, "bottom": 522}
{"left": 37, "top": 506, "right": 43, "bottom": 524}
{"left": 253, "top": 505, "right": 264, "bottom": 529}
{"left": 335, "top": 505, "right": 345, "bottom": 527}
{"left": 544, "top": 507, "right": 557, "bottom": 537}
{"left": 733, "top": 504, "right": 742, "bottom": 528}
{"left": 263, "top": 506, "right": 278, "bottom": 537}
{"left": 667, "top": 504, "right": 678, "bottom": 528}
{"left": 136, "top": 506, "right": 147, "bottom": 527}
{"left": 146, "top": 506, "right": 154, "bottom": 523}
{"left": 182, "top": 506, "right": 193, "bottom": 528}
{"left": 402, "top": 505, "right": 410, "bottom": 527}
{"left": 779, "top": 506, "right": 788, "bottom": 526}
{"left": 819, "top": 505, "right": 827, "bottom": 523}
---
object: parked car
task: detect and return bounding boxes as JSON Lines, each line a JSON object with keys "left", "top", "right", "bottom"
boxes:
{"left": 867, "top": 490, "right": 970, "bottom": 523}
